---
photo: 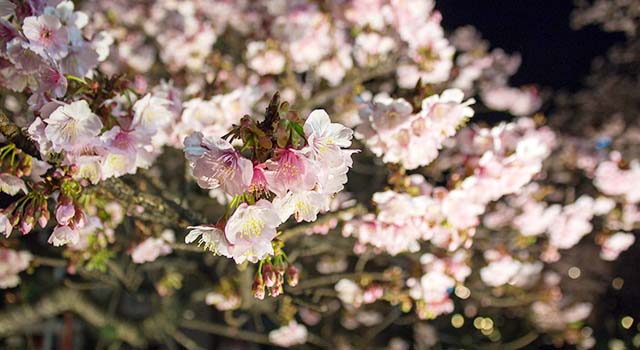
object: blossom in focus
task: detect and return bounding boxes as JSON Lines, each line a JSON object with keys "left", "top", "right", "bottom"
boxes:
{"left": 184, "top": 132, "right": 253, "bottom": 196}
{"left": 48, "top": 225, "right": 80, "bottom": 247}
{"left": 264, "top": 148, "right": 317, "bottom": 197}
{"left": 185, "top": 225, "right": 231, "bottom": 258}
{"left": 43, "top": 100, "right": 103, "bottom": 152}
{"left": 22, "top": 15, "right": 69, "bottom": 59}
{"left": 224, "top": 200, "right": 281, "bottom": 264}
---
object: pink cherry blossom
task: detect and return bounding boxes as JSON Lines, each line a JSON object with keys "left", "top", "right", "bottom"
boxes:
{"left": 55, "top": 203, "right": 75, "bottom": 226}
{"left": 131, "top": 231, "right": 174, "bottom": 264}
{"left": 0, "top": 248, "right": 32, "bottom": 289}
{"left": 131, "top": 93, "right": 174, "bottom": 135}
{"left": 357, "top": 89, "right": 474, "bottom": 169}
{"left": 273, "top": 190, "right": 328, "bottom": 223}
{"left": 246, "top": 41, "right": 286, "bottom": 76}
{"left": 44, "top": 100, "right": 103, "bottom": 152}
{"left": 600, "top": 232, "right": 635, "bottom": 261}
{"left": 48, "top": 225, "right": 80, "bottom": 246}
{"left": 22, "top": 15, "right": 69, "bottom": 59}
{"left": 184, "top": 132, "right": 253, "bottom": 196}
{"left": 0, "top": 213, "right": 12, "bottom": 238}
{"left": 481, "top": 85, "right": 542, "bottom": 116}
{"left": 224, "top": 200, "right": 281, "bottom": 264}
{"left": 268, "top": 321, "right": 308, "bottom": 348}
{"left": 264, "top": 148, "right": 317, "bottom": 197}
{"left": 185, "top": 225, "right": 232, "bottom": 258}
{"left": 205, "top": 291, "right": 241, "bottom": 311}
{"left": 0, "top": 173, "right": 28, "bottom": 195}
{"left": 594, "top": 157, "right": 640, "bottom": 203}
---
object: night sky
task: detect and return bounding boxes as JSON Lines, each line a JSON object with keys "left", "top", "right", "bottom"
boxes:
{"left": 437, "top": 0, "right": 626, "bottom": 91}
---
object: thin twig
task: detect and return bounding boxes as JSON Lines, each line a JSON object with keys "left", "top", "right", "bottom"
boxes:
{"left": 278, "top": 205, "right": 367, "bottom": 242}
{"left": 168, "top": 329, "right": 205, "bottom": 350}
{"left": 180, "top": 319, "right": 272, "bottom": 346}
{"left": 289, "top": 272, "right": 389, "bottom": 292}
{"left": 480, "top": 331, "right": 539, "bottom": 350}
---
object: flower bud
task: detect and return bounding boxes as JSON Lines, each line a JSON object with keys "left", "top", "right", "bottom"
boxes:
{"left": 269, "top": 284, "right": 283, "bottom": 298}
{"left": 262, "top": 263, "right": 277, "bottom": 288}
{"left": 68, "top": 164, "right": 79, "bottom": 176}
{"left": 38, "top": 204, "right": 50, "bottom": 228}
{"left": 274, "top": 260, "right": 287, "bottom": 275}
{"left": 24, "top": 200, "right": 36, "bottom": 218}
{"left": 19, "top": 218, "right": 33, "bottom": 234}
{"left": 287, "top": 264, "right": 299, "bottom": 287}
{"left": 252, "top": 279, "right": 265, "bottom": 300}
{"left": 9, "top": 211, "right": 21, "bottom": 227}
{"left": 19, "top": 156, "right": 32, "bottom": 177}
{"left": 363, "top": 284, "right": 383, "bottom": 304}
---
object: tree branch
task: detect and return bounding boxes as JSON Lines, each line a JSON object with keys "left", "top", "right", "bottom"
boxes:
{"left": 0, "top": 288, "right": 147, "bottom": 347}
{"left": 180, "top": 319, "right": 272, "bottom": 346}
{"left": 98, "top": 177, "right": 206, "bottom": 229}
{"left": 0, "top": 110, "right": 41, "bottom": 158}
{"left": 278, "top": 204, "right": 367, "bottom": 242}
{"left": 300, "top": 57, "right": 399, "bottom": 110}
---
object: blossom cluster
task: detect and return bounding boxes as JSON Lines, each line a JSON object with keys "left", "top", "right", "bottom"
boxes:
{"left": 0, "top": 0, "right": 636, "bottom": 348}
{"left": 345, "top": 117, "right": 555, "bottom": 257}
{"left": 0, "top": 1, "right": 111, "bottom": 109}
{"left": 184, "top": 95, "right": 355, "bottom": 265}
{"left": 28, "top": 93, "right": 174, "bottom": 185}
{"left": 356, "top": 89, "right": 474, "bottom": 169}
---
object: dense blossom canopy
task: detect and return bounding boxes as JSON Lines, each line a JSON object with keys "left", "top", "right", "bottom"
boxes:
{"left": 0, "top": 0, "right": 638, "bottom": 349}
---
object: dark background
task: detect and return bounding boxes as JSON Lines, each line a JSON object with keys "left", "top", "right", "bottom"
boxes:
{"left": 437, "top": 0, "right": 625, "bottom": 90}
{"left": 438, "top": 2, "right": 637, "bottom": 349}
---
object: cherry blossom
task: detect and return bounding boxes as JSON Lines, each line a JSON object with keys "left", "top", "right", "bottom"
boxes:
{"left": 184, "top": 132, "right": 253, "bottom": 196}
{"left": 600, "top": 232, "right": 635, "bottom": 261}
{"left": 43, "top": 100, "right": 103, "bottom": 153}
{"left": 224, "top": 200, "right": 281, "bottom": 264}
{"left": 268, "top": 321, "right": 308, "bottom": 348}
{"left": 0, "top": 248, "right": 32, "bottom": 289}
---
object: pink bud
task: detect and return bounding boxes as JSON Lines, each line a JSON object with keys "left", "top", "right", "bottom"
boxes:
{"left": 263, "top": 264, "right": 277, "bottom": 288}
{"left": 38, "top": 213, "right": 48, "bottom": 228}
{"left": 269, "top": 284, "right": 283, "bottom": 297}
{"left": 252, "top": 280, "right": 265, "bottom": 300}
{"left": 274, "top": 260, "right": 286, "bottom": 275}
{"left": 38, "top": 204, "right": 50, "bottom": 228}
{"left": 287, "top": 264, "right": 300, "bottom": 287}
{"left": 19, "top": 218, "right": 33, "bottom": 235}
{"left": 68, "top": 164, "right": 79, "bottom": 175}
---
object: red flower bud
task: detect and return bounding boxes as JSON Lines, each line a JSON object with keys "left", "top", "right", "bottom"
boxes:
{"left": 287, "top": 264, "right": 300, "bottom": 287}
{"left": 262, "top": 263, "right": 277, "bottom": 288}
{"left": 252, "top": 279, "right": 265, "bottom": 300}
